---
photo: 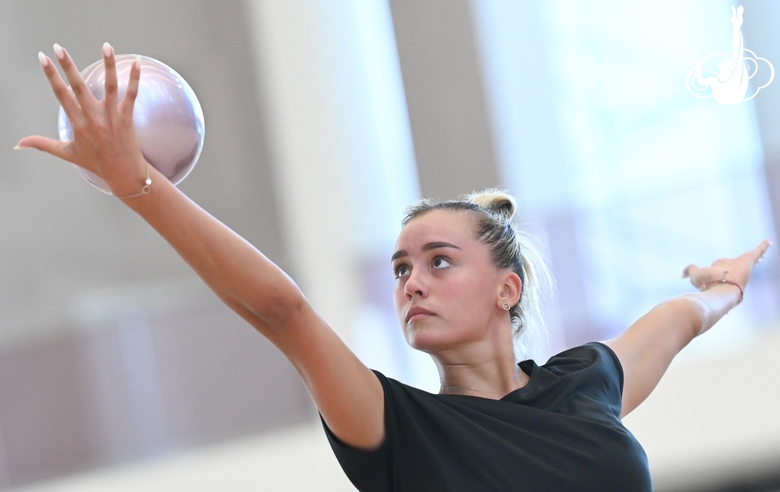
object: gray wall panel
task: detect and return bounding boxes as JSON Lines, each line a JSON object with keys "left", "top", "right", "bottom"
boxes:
{"left": 389, "top": 0, "right": 500, "bottom": 200}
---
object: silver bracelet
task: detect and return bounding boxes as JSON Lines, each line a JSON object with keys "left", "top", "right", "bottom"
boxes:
{"left": 114, "top": 162, "right": 152, "bottom": 199}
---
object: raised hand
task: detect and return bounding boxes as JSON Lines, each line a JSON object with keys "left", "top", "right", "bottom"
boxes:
{"left": 15, "top": 43, "right": 150, "bottom": 197}
{"left": 682, "top": 240, "right": 771, "bottom": 297}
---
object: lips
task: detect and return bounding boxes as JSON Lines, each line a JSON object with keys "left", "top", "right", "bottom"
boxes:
{"left": 405, "top": 306, "right": 435, "bottom": 323}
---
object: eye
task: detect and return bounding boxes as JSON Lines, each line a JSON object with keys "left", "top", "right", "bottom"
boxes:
{"left": 431, "top": 256, "right": 451, "bottom": 269}
{"left": 394, "top": 264, "right": 410, "bottom": 279}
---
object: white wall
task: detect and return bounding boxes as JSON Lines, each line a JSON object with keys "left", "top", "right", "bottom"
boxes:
{"left": 624, "top": 326, "right": 780, "bottom": 490}
{"left": 10, "top": 420, "right": 354, "bottom": 492}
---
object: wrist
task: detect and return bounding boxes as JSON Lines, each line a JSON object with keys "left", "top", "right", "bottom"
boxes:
{"left": 104, "top": 160, "right": 153, "bottom": 199}
{"left": 699, "top": 277, "right": 744, "bottom": 305}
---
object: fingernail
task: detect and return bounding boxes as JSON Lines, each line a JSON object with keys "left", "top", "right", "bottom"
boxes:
{"left": 53, "top": 43, "right": 64, "bottom": 60}
{"left": 133, "top": 55, "right": 142, "bottom": 70}
{"left": 38, "top": 51, "right": 48, "bottom": 68}
{"left": 102, "top": 42, "right": 113, "bottom": 58}
{"left": 13, "top": 144, "right": 28, "bottom": 150}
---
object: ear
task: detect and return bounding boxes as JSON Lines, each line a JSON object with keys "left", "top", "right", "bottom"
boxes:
{"left": 497, "top": 271, "right": 522, "bottom": 310}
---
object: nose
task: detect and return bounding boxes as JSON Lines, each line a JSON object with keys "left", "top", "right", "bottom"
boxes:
{"left": 404, "top": 267, "right": 427, "bottom": 300}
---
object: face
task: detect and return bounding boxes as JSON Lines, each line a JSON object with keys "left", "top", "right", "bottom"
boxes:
{"left": 392, "top": 209, "right": 513, "bottom": 354}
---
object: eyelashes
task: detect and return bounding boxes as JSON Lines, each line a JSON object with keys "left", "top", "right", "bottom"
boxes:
{"left": 393, "top": 256, "right": 452, "bottom": 279}
{"left": 431, "top": 257, "right": 451, "bottom": 269}
{"left": 394, "top": 264, "right": 410, "bottom": 279}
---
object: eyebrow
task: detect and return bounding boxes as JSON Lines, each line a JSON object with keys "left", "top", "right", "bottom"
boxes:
{"left": 391, "top": 241, "right": 461, "bottom": 262}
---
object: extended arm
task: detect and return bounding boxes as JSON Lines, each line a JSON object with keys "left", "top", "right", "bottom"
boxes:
{"left": 16, "top": 44, "right": 385, "bottom": 450}
{"left": 604, "top": 239, "right": 770, "bottom": 417}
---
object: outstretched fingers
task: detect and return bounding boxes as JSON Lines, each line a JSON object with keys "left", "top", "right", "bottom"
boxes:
{"left": 39, "top": 51, "right": 82, "bottom": 123}
{"left": 750, "top": 239, "right": 772, "bottom": 264}
{"left": 119, "top": 55, "right": 142, "bottom": 117}
{"left": 681, "top": 264, "right": 698, "bottom": 279}
{"left": 682, "top": 240, "right": 772, "bottom": 291}
{"left": 102, "top": 43, "right": 118, "bottom": 110}
{"left": 52, "top": 44, "right": 98, "bottom": 114}
{"left": 15, "top": 135, "right": 73, "bottom": 162}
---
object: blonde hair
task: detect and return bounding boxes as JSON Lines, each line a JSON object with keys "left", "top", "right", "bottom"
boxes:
{"left": 402, "top": 189, "right": 553, "bottom": 361}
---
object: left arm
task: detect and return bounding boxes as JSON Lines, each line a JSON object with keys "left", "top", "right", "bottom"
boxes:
{"left": 604, "top": 240, "right": 770, "bottom": 417}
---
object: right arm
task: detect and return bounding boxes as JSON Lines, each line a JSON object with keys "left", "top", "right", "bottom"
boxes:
{"left": 17, "top": 44, "right": 385, "bottom": 450}
{"left": 127, "top": 169, "right": 386, "bottom": 450}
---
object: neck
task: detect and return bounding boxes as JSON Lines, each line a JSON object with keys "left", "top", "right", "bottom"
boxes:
{"left": 440, "top": 372, "right": 528, "bottom": 398}
{"left": 433, "top": 334, "right": 529, "bottom": 400}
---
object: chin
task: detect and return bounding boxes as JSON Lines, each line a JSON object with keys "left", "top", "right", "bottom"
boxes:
{"left": 404, "top": 325, "right": 461, "bottom": 354}
{"left": 404, "top": 325, "right": 435, "bottom": 352}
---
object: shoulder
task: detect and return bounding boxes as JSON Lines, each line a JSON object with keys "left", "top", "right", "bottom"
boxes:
{"left": 534, "top": 342, "right": 624, "bottom": 396}
{"left": 510, "top": 343, "right": 623, "bottom": 418}
{"left": 510, "top": 343, "right": 624, "bottom": 404}
{"left": 321, "top": 369, "right": 446, "bottom": 491}
{"left": 370, "top": 369, "right": 424, "bottom": 401}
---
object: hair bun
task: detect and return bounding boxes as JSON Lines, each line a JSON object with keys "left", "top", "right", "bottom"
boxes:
{"left": 468, "top": 189, "right": 517, "bottom": 219}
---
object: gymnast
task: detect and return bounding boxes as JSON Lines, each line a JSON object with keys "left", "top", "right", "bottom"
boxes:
{"left": 16, "top": 44, "right": 770, "bottom": 491}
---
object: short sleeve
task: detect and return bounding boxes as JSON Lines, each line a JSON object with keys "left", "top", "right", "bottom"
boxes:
{"left": 320, "top": 370, "right": 393, "bottom": 492}
{"left": 595, "top": 342, "right": 625, "bottom": 396}
{"left": 521, "top": 342, "right": 625, "bottom": 419}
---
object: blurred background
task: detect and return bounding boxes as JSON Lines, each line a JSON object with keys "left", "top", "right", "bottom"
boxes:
{"left": 1, "top": 0, "right": 779, "bottom": 490}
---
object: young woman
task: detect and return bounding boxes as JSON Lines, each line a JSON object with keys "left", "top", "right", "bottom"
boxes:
{"left": 17, "top": 44, "right": 770, "bottom": 491}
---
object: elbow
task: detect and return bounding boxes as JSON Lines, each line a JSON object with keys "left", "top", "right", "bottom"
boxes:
{"left": 666, "top": 296, "right": 708, "bottom": 342}
{"left": 246, "top": 285, "right": 309, "bottom": 332}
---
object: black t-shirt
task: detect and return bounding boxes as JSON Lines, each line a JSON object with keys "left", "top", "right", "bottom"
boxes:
{"left": 323, "top": 342, "right": 652, "bottom": 491}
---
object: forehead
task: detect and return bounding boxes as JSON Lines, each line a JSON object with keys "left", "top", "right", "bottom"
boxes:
{"left": 395, "top": 209, "right": 477, "bottom": 249}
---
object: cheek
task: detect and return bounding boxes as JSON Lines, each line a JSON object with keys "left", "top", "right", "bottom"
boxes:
{"left": 442, "top": 273, "right": 495, "bottom": 318}
{"left": 392, "top": 282, "right": 405, "bottom": 316}
{"left": 444, "top": 272, "right": 479, "bottom": 299}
